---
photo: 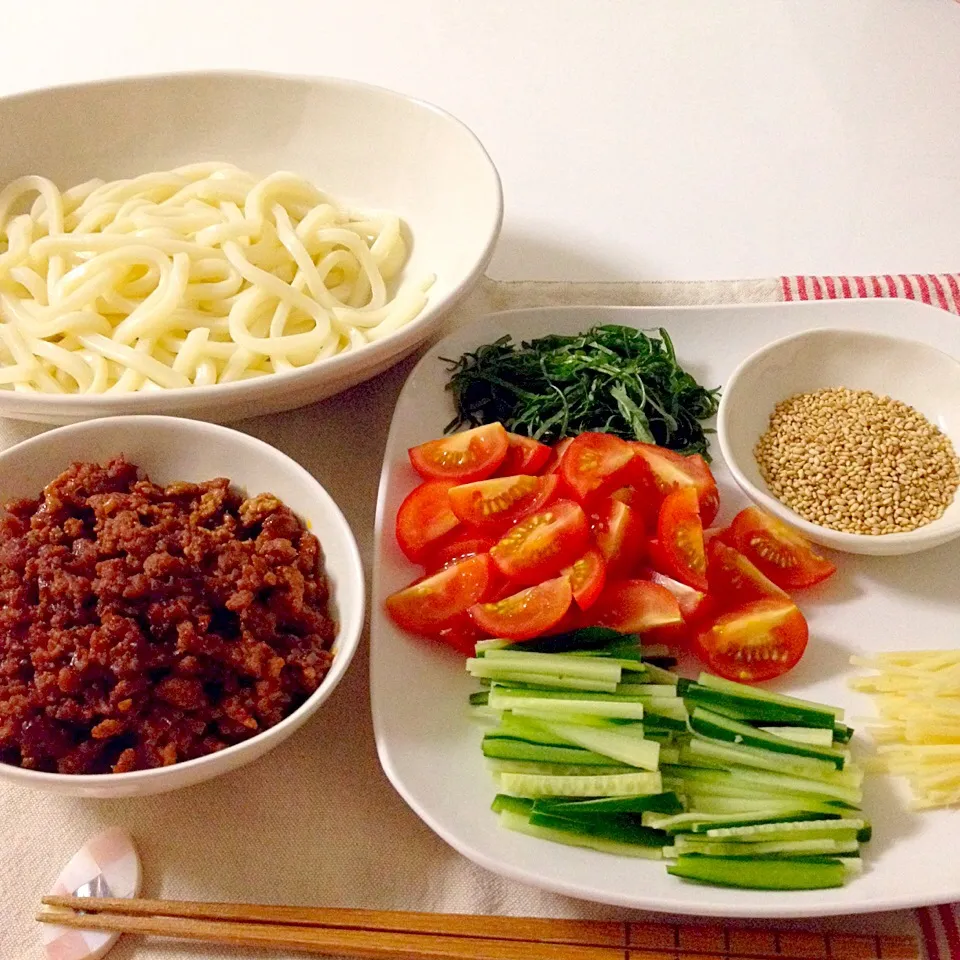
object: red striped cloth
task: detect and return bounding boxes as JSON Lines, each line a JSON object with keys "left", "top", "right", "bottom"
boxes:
{"left": 779, "top": 273, "right": 960, "bottom": 313}
{"left": 916, "top": 905, "right": 960, "bottom": 960}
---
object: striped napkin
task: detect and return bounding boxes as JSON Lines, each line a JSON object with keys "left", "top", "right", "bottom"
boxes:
{"left": 917, "top": 905, "right": 960, "bottom": 960}
{"left": 779, "top": 273, "right": 960, "bottom": 312}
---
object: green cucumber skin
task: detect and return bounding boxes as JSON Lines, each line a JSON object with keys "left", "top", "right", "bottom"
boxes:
{"left": 491, "top": 794, "right": 534, "bottom": 816}
{"left": 528, "top": 810, "right": 668, "bottom": 847}
{"left": 695, "top": 674, "right": 843, "bottom": 720}
{"left": 535, "top": 793, "right": 684, "bottom": 816}
{"left": 684, "top": 684, "right": 836, "bottom": 729}
{"left": 689, "top": 706, "right": 846, "bottom": 769}
{"left": 482, "top": 737, "right": 628, "bottom": 767}
{"left": 668, "top": 855, "right": 848, "bottom": 890}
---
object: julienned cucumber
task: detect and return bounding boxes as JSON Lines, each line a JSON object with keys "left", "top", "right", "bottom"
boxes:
{"left": 667, "top": 855, "right": 857, "bottom": 890}
{"left": 467, "top": 630, "right": 865, "bottom": 891}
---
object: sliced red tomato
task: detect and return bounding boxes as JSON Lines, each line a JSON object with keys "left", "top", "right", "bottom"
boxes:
{"left": 408, "top": 423, "right": 509, "bottom": 483}
{"left": 562, "top": 547, "right": 607, "bottom": 611}
{"left": 630, "top": 444, "right": 720, "bottom": 527}
{"left": 542, "top": 437, "right": 576, "bottom": 475}
{"left": 647, "top": 569, "right": 713, "bottom": 623}
{"left": 693, "top": 597, "right": 809, "bottom": 683}
{"left": 386, "top": 554, "right": 494, "bottom": 636}
{"left": 706, "top": 538, "right": 787, "bottom": 610}
{"left": 469, "top": 575, "right": 573, "bottom": 640}
{"left": 588, "top": 580, "right": 683, "bottom": 634}
{"left": 424, "top": 534, "right": 498, "bottom": 573}
{"left": 656, "top": 485, "right": 708, "bottom": 592}
{"left": 591, "top": 498, "right": 646, "bottom": 578}
{"left": 448, "top": 474, "right": 559, "bottom": 530}
{"left": 497, "top": 433, "right": 552, "bottom": 476}
{"left": 395, "top": 480, "right": 460, "bottom": 562}
{"left": 432, "top": 615, "right": 488, "bottom": 655}
{"left": 725, "top": 507, "right": 837, "bottom": 589}
{"left": 560, "top": 433, "right": 636, "bottom": 502}
{"left": 609, "top": 467, "right": 661, "bottom": 531}
{"left": 490, "top": 500, "right": 590, "bottom": 584}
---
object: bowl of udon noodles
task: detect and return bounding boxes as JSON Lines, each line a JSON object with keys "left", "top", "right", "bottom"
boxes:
{"left": 0, "top": 72, "right": 502, "bottom": 423}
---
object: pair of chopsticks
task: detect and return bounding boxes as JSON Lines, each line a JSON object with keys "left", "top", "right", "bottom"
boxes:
{"left": 38, "top": 896, "right": 630, "bottom": 960}
{"left": 37, "top": 895, "right": 918, "bottom": 960}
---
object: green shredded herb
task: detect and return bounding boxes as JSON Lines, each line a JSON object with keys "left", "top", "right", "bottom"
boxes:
{"left": 444, "top": 324, "right": 720, "bottom": 458}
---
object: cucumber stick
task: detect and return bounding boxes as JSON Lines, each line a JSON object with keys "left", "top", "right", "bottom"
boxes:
{"left": 674, "top": 836, "right": 860, "bottom": 857}
{"left": 535, "top": 793, "right": 684, "bottom": 816}
{"left": 702, "top": 818, "right": 869, "bottom": 842}
{"left": 758, "top": 726, "right": 835, "bottom": 746}
{"left": 489, "top": 691, "right": 646, "bottom": 720}
{"left": 472, "top": 651, "right": 622, "bottom": 681}
{"left": 498, "top": 771, "right": 663, "bottom": 798}
{"left": 695, "top": 673, "right": 844, "bottom": 720}
{"left": 532, "top": 720, "right": 660, "bottom": 770}
{"left": 499, "top": 811, "right": 664, "bottom": 858}
{"left": 668, "top": 855, "right": 853, "bottom": 890}
{"left": 487, "top": 760, "right": 634, "bottom": 777}
{"left": 482, "top": 737, "right": 628, "bottom": 767}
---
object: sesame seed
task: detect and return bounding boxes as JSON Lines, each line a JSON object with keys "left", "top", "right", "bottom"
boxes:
{"left": 753, "top": 387, "right": 960, "bottom": 536}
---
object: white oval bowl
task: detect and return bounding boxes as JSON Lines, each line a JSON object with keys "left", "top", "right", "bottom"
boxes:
{"left": 0, "top": 416, "right": 364, "bottom": 797}
{"left": 718, "top": 327, "right": 960, "bottom": 556}
{"left": 0, "top": 72, "right": 503, "bottom": 424}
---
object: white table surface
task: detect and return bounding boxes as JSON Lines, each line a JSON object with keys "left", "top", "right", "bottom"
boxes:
{"left": 2, "top": 0, "right": 959, "bottom": 283}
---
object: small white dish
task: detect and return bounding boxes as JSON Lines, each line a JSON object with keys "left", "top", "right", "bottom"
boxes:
{"left": 0, "top": 416, "right": 364, "bottom": 797}
{"left": 718, "top": 327, "right": 960, "bottom": 556}
{"left": 0, "top": 72, "right": 502, "bottom": 424}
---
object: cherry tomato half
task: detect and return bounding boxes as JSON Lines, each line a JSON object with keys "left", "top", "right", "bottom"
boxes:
{"left": 588, "top": 580, "right": 683, "bottom": 634}
{"left": 497, "top": 433, "right": 552, "bottom": 476}
{"left": 386, "top": 554, "right": 494, "bottom": 637}
{"left": 395, "top": 480, "right": 460, "bottom": 562}
{"left": 562, "top": 547, "right": 607, "bottom": 611}
{"left": 592, "top": 498, "right": 647, "bottom": 578}
{"left": 693, "top": 597, "right": 809, "bottom": 683}
{"left": 469, "top": 575, "right": 573, "bottom": 640}
{"left": 490, "top": 499, "right": 590, "bottom": 584}
{"left": 448, "top": 474, "right": 559, "bottom": 530}
{"left": 647, "top": 569, "right": 712, "bottom": 622}
{"left": 424, "top": 534, "right": 499, "bottom": 573}
{"left": 542, "top": 437, "right": 576, "bottom": 475}
{"left": 630, "top": 444, "right": 720, "bottom": 527}
{"left": 560, "top": 433, "right": 636, "bottom": 502}
{"left": 706, "top": 538, "right": 786, "bottom": 610}
{"left": 408, "top": 423, "right": 509, "bottom": 483}
{"left": 725, "top": 507, "right": 837, "bottom": 590}
{"left": 655, "top": 485, "right": 708, "bottom": 592}
{"left": 432, "top": 615, "right": 488, "bottom": 656}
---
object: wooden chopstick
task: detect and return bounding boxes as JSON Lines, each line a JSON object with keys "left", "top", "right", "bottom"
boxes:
{"left": 38, "top": 907, "right": 614, "bottom": 960}
{"left": 38, "top": 897, "right": 625, "bottom": 960}
{"left": 40, "top": 895, "right": 625, "bottom": 946}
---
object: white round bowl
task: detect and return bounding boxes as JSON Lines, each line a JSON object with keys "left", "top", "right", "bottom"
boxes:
{"left": 0, "top": 416, "right": 364, "bottom": 797}
{"left": 0, "top": 72, "right": 503, "bottom": 424}
{"left": 717, "top": 327, "right": 960, "bottom": 557}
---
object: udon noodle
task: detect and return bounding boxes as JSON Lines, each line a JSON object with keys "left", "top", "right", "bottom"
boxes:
{"left": 0, "top": 163, "right": 433, "bottom": 393}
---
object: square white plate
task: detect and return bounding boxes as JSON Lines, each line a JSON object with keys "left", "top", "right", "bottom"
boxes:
{"left": 371, "top": 299, "right": 960, "bottom": 918}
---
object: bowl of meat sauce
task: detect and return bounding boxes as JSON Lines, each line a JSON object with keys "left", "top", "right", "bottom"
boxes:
{"left": 0, "top": 416, "right": 363, "bottom": 797}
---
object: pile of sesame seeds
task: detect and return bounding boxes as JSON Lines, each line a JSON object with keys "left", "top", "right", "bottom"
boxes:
{"left": 754, "top": 387, "right": 960, "bottom": 536}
